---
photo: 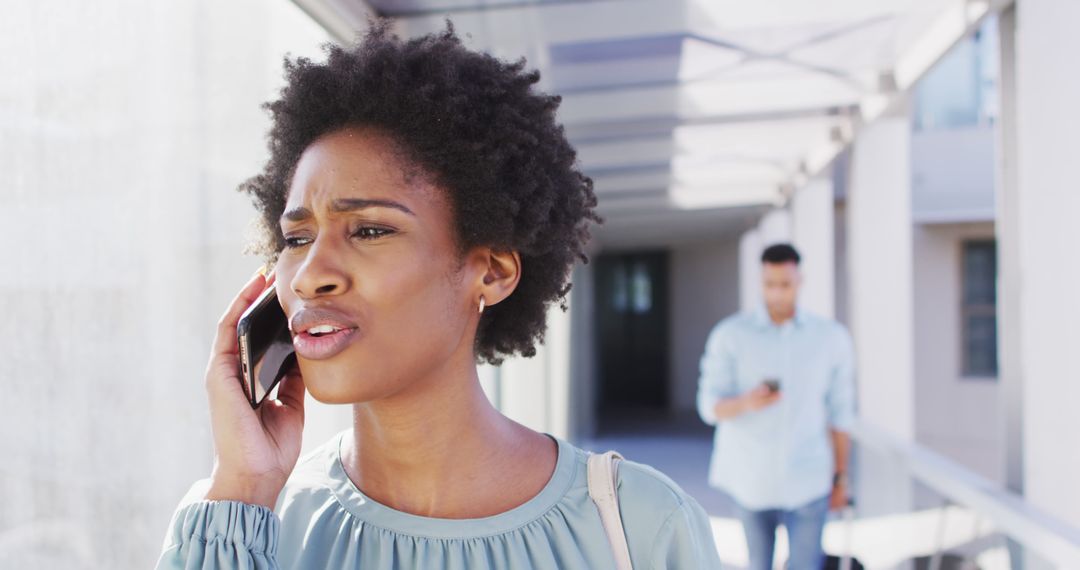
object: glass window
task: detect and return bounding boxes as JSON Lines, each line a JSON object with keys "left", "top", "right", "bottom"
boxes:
{"left": 631, "top": 262, "right": 653, "bottom": 314}
{"left": 913, "top": 16, "right": 1000, "bottom": 131}
{"left": 961, "top": 240, "right": 998, "bottom": 377}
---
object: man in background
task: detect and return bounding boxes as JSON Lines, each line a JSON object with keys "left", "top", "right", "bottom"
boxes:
{"left": 696, "top": 243, "right": 856, "bottom": 570}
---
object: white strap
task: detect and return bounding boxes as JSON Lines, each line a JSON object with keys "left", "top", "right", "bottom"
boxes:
{"left": 587, "top": 451, "right": 633, "bottom": 570}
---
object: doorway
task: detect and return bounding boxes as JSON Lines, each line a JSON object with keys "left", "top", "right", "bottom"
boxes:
{"left": 593, "top": 251, "right": 670, "bottom": 431}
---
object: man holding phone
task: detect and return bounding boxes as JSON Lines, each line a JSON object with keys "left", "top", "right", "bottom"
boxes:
{"left": 696, "top": 243, "right": 856, "bottom": 570}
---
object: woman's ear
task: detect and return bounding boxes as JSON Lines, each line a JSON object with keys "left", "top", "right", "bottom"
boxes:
{"left": 470, "top": 247, "right": 521, "bottom": 309}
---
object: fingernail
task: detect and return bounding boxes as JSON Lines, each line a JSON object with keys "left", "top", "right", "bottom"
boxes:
{"left": 252, "top": 264, "right": 268, "bottom": 279}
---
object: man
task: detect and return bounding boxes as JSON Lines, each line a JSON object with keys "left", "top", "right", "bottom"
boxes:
{"left": 696, "top": 243, "right": 855, "bottom": 570}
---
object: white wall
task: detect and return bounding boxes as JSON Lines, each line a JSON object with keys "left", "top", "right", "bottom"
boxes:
{"left": 911, "top": 126, "right": 996, "bottom": 223}
{"left": 668, "top": 239, "right": 741, "bottom": 414}
{"left": 912, "top": 222, "right": 1002, "bottom": 482}
{"left": 1012, "top": 0, "right": 1080, "bottom": 530}
{"left": 0, "top": 3, "right": 330, "bottom": 568}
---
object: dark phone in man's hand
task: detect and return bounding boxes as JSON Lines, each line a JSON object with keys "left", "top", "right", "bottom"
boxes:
{"left": 237, "top": 284, "right": 297, "bottom": 408}
{"left": 763, "top": 379, "right": 781, "bottom": 393}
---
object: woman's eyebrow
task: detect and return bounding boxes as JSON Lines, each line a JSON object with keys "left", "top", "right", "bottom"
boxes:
{"left": 281, "top": 198, "right": 415, "bottom": 223}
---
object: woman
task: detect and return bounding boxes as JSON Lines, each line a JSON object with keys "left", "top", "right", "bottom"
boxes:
{"left": 157, "top": 23, "right": 720, "bottom": 569}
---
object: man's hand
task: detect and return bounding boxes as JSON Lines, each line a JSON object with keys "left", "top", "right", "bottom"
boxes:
{"left": 829, "top": 475, "right": 849, "bottom": 511}
{"left": 829, "top": 431, "right": 851, "bottom": 511}
{"left": 742, "top": 384, "right": 782, "bottom": 412}
{"left": 711, "top": 384, "right": 782, "bottom": 420}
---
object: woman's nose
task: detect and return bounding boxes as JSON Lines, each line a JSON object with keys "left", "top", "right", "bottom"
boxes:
{"left": 290, "top": 239, "right": 349, "bottom": 299}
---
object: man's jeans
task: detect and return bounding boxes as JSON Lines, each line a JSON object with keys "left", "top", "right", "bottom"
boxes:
{"left": 735, "top": 494, "right": 829, "bottom": 570}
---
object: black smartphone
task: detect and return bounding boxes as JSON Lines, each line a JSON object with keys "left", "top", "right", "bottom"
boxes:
{"left": 763, "top": 378, "right": 781, "bottom": 393}
{"left": 237, "top": 283, "right": 297, "bottom": 409}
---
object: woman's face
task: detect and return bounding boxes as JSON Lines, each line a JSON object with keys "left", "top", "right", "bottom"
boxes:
{"left": 273, "top": 127, "right": 479, "bottom": 404}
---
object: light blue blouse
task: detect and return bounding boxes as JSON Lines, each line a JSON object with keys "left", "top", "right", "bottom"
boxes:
{"left": 157, "top": 430, "right": 722, "bottom": 569}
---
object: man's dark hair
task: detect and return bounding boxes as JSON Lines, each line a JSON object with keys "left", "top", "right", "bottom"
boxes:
{"left": 761, "top": 243, "right": 801, "bottom": 265}
{"left": 240, "top": 22, "right": 600, "bottom": 364}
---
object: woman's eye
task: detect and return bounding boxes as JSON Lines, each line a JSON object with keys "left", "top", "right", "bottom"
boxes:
{"left": 283, "top": 236, "right": 312, "bottom": 249}
{"left": 281, "top": 227, "right": 392, "bottom": 249}
{"left": 353, "top": 226, "right": 393, "bottom": 240}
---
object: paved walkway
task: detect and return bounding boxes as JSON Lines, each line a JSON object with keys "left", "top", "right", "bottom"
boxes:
{"left": 580, "top": 409, "right": 736, "bottom": 518}
{"left": 579, "top": 409, "right": 755, "bottom": 567}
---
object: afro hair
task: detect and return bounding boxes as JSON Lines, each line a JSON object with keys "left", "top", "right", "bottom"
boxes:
{"left": 239, "top": 21, "right": 600, "bottom": 364}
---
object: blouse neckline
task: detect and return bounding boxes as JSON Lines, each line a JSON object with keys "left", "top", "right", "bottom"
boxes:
{"left": 325, "top": 429, "right": 576, "bottom": 540}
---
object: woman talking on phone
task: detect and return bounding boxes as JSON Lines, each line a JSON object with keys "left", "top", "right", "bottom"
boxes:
{"left": 157, "top": 23, "right": 720, "bottom": 570}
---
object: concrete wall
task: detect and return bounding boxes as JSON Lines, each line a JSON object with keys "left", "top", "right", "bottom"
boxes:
{"left": 912, "top": 222, "right": 1002, "bottom": 482}
{"left": 668, "top": 239, "right": 740, "bottom": 414}
{"left": 0, "top": 3, "right": 330, "bottom": 568}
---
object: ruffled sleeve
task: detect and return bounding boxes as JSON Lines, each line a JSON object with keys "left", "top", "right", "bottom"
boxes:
{"left": 156, "top": 496, "right": 280, "bottom": 570}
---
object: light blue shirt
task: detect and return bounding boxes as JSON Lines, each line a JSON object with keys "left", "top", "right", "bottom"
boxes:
{"left": 157, "top": 430, "right": 722, "bottom": 569}
{"left": 696, "top": 306, "right": 856, "bottom": 511}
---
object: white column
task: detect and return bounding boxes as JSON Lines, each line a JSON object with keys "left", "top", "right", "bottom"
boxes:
{"left": 740, "top": 208, "right": 793, "bottom": 312}
{"left": 758, "top": 207, "right": 792, "bottom": 245}
{"left": 791, "top": 178, "right": 836, "bottom": 318}
{"left": 846, "top": 107, "right": 916, "bottom": 524}
{"left": 994, "top": 4, "right": 1023, "bottom": 499}
{"left": 545, "top": 300, "right": 572, "bottom": 441}
{"left": 847, "top": 110, "right": 915, "bottom": 442}
{"left": 1012, "top": 0, "right": 1080, "bottom": 531}
{"left": 496, "top": 301, "right": 573, "bottom": 439}
{"left": 567, "top": 262, "right": 597, "bottom": 441}
{"left": 739, "top": 228, "right": 763, "bottom": 312}
{"left": 498, "top": 350, "right": 549, "bottom": 435}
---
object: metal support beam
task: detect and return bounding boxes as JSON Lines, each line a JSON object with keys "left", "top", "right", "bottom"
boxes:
{"left": 290, "top": 0, "right": 377, "bottom": 44}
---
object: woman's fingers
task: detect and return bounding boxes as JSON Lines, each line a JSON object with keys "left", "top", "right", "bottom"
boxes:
{"left": 199, "top": 265, "right": 302, "bottom": 509}
{"left": 212, "top": 270, "right": 269, "bottom": 357}
{"left": 275, "top": 367, "right": 306, "bottom": 414}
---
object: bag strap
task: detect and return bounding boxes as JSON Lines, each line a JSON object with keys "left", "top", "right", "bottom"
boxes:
{"left": 587, "top": 451, "right": 634, "bottom": 570}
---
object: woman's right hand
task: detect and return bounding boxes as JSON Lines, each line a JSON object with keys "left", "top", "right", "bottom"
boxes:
{"left": 201, "top": 269, "right": 306, "bottom": 509}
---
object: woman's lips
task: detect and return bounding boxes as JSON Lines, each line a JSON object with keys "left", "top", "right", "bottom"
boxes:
{"left": 292, "top": 327, "right": 359, "bottom": 360}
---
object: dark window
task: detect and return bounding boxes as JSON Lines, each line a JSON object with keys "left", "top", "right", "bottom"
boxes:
{"left": 961, "top": 240, "right": 998, "bottom": 377}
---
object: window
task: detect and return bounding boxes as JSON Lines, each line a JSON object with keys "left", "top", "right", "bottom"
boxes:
{"left": 913, "top": 17, "right": 999, "bottom": 131}
{"left": 961, "top": 240, "right": 998, "bottom": 377}
{"left": 610, "top": 260, "right": 654, "bottom": 315}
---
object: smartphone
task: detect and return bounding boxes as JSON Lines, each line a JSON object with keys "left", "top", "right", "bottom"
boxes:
{"left": 237, "top": 283, "right": 297, "bottom": 409}
{"left": 763, "top": 378, "right": 781, "bottom": 393}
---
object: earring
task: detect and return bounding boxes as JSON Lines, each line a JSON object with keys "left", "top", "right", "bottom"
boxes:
{"left": 478, "top": 296, "right": 486, "bottom": 315}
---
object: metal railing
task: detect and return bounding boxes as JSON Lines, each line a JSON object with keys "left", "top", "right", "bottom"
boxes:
{"left": 851, "top": 420, "right": 1080, "bottom": 568}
